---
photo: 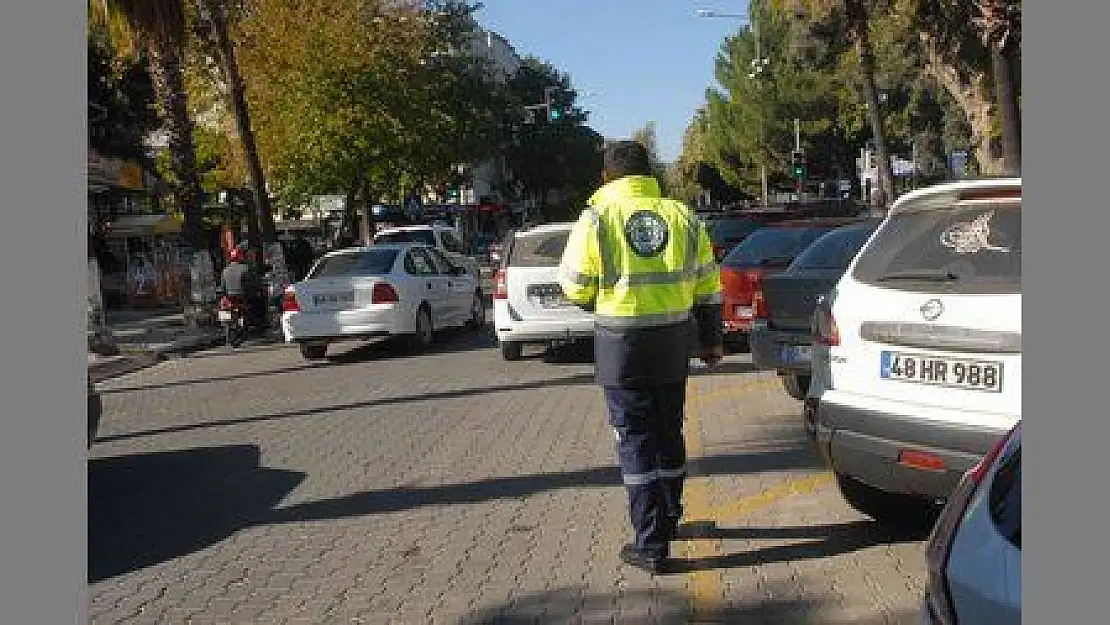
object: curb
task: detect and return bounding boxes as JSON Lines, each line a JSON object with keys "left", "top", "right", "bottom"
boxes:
{"left": 88, "top": 331, "right": 226, "bottom": 383}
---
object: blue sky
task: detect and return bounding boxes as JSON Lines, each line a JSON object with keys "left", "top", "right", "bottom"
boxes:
{"left": 474, "top": 1, "right": 749, "bottom": 163}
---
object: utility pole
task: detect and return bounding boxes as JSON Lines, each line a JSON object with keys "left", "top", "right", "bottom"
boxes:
{"left": 794, "top": 118, "right": 802, "bottom": 199}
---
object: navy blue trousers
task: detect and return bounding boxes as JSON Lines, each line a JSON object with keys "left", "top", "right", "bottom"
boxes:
{"left": 603, "top": 382, "right": 687, "bottom": 559}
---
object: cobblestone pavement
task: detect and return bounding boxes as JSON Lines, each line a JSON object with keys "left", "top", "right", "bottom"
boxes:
{"left": 89, "top": 323, "right": 928, "bottom": 624}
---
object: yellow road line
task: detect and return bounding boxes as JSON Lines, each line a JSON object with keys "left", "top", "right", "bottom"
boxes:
{"left": 680, "top": 376, "right": 834, "bottom": 617}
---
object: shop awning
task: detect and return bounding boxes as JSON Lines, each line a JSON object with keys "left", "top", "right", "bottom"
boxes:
{"left": 102, "top": 214, "right": 183, "bottom": 238}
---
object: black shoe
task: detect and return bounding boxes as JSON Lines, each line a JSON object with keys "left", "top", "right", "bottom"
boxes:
{"left": 619, "top": 544, "right": 669, "bottom": 575}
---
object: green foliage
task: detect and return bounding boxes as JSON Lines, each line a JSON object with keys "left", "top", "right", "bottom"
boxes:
{"left": 88, "top": 28, "right": 161, "bottom": 162}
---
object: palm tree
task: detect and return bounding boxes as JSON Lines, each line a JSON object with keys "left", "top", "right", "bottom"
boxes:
{"left": 975, "top": 0, "right": 1021, "bottom": 174}
{"left": 91, "top": 0, "right": 205, "bottom": 253}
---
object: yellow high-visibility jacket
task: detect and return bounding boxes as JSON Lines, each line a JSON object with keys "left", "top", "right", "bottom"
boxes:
{"left": 558, "top": 175, "right": 723, "bottom": 386}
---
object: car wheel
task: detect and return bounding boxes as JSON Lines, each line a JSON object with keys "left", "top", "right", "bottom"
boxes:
{"left": 299, "top": 343, "right": 327, "bottom": 360}
{"left": 834, "top": 472, "right": 939, "bottom": 531}
{"left": 469, "top": 290, "right": 486, "bottom": 329}
{"left": 500, "top": 340, "right": 522, "bottom": 361}
{"left": 410, "top": 305, "right": 434, "bottom": 349}
{"left": 781, "top": 373, "right": 811, "bottom": 401}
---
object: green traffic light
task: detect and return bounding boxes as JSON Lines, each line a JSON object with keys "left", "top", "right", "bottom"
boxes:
{"left": 549, "top": 108, "right": 562, "bottom": 121}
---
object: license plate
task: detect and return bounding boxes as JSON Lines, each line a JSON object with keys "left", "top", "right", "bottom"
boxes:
{"left": 734, "top": 306, "right": 753, "bottom": 318}
{"left": 781, "top": 345, "right": 811, "bottom": 363}
{"left": 217, "top": 310, "right": 232, "bottom": 321}
{"left": 880, "top": 350, "right": 1003, "bottom": 393}
{"left": 536, "top": 295, "right": 571, "bottom": 308}
{"left": 312, "top": 291, "right": 356, "bottom": 308}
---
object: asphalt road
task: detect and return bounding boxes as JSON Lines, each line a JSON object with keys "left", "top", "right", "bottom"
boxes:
{"left": 89, "top": 321, "right": 929, "bottom": 624}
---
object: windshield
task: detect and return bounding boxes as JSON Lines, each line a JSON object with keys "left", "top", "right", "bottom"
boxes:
{"left": 722, "top": 226, "right": 832, "bottom": 267}
{"left": 509, "top": 230, "right": 571, "bottom": 268}
{"left": 852, "top": 201, "right": 1021, "bottom": 294}
{"left": 308, "top": 249, "right": 399, "bottom": 278}
{"left": 788, "top": 222, "right": 879, "bottom": 271}
{"left": 374, "top": 230, "right": 436, "bottom": 246}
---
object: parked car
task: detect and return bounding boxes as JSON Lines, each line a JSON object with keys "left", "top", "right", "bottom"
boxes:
{"left": 704, "top": 210, "right": 804, "bottom": 262}
{"left": 281, "top": 243, "right": 485, "bottom": 360}
{"left": 922, "top": 421, "right": 1021, "bottom": 625}
{"left": 493, "top": 222, "right": 594, "bottom": 361}
{"left": 750, "top": 218, "right": 883, "bottom": 399}
{"left": 719, "top": 217, "right": 869, "bottom": 348}
{"left": 808, "top": 178, "right": 1022, "bottom": 527}
{"left": 372, "top": 224, "right": 479, "bottom": 278}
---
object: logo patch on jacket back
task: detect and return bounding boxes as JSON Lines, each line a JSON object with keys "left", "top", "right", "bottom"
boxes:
{"left": 624, "top": 210, "right": 670, "bottom": 257}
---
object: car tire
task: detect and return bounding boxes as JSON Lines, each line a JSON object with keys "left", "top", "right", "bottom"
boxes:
{"left": 834, "top": 472, "right": 939, "bottom": 531}
{"left": 410, "top": 305, "right": 434, "bottom": 350}
{"left": 299, "top": 343, "right": 327, "bottom": 360}
{"left": 468, "top": 290, "right": 486, "bottom": 329}
{"left": 781, "top": 373, "right": 811, "bottom": 401}
{"left": 500, "top": 340, "right": 522, "bottom": 361}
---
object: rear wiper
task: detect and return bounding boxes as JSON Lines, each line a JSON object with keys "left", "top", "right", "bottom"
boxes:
{"left": 875, "top": 270, "right": 960, "bottom": 282}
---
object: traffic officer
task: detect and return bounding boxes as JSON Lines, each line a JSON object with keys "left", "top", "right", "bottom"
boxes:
{"left": 558, "top": 140, "right": 724, "bottom": 574}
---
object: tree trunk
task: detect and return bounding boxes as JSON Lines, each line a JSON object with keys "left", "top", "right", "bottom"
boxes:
{"left": 204, "top": 0, "right": 276, "bottom": 243}
{"left": 359, "top": 176, "right": 377, "bottom": 245}
{"left": 992, "top": 46, "right": 1021, "bottom": 174}
{"left": 148, "top": 40, "right": 205, "bottom": 252}
{"left": 846, "top": 0, "right": 895, "bottom": 207}
{"left": 920, "top": 36, "right": 1004, "bottom": 174}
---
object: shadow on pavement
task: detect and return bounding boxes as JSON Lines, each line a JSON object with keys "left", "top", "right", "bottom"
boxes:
{"left": 88, "top": 444, "right": 305, "bottom": 583}
{"left": 326, "top": 326, "right": 498, "bottom": 364}
{"left": 667, "top": 519, "right": 928, "bottom": 574}
{"left": 98, "top": 361, "right": 323, "bottom": 396}
{"left": 93, "top": 371, "right": 598, "bottom": 444}
{"left": 457, "top": 585, "right": 920, "bottom": 624}
{"left": 259, "top": 443, "right": 819, "bottom": 525}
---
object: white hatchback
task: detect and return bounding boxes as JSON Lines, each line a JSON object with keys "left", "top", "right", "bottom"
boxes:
{"left": 808, "top": 178, "right": 1021, "bottom": 527}
{"left": 281, "top": 243, "right": 485, "bottom": 360}
{"left": 493, "top": 223, "right": 594, "bottom": 360}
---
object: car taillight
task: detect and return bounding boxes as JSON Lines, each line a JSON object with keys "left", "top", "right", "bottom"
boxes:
{"left": 924, "top": 424, "right": 1019, "bottom": 625}
{"left": 372, "top": 282, "right": 399, "bottom": 304}
{"left": 281, "top": 287, "right": 300, "bottom": 312}
{"left": 813, "top": 297, "right": 840, "bottom": 346}
{"left": 493, "top": 268, "right": 508, "bottom": 300}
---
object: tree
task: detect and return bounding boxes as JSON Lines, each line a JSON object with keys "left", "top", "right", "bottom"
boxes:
{"left": 91, "top": 0, "right": 206, "bottom": 252}
{"left": 502, "top": 56, "right": 601, "bottom": 221}
{"left": 192, "top": 0, "right": 279, "bottom": 244}
{"left": 88, "top": 28, "right": 161, "bottom": 163}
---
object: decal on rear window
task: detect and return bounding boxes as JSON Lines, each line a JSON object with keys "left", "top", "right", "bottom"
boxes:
{"left": 940, "top": 211, "right": 1012, "bottom": 254}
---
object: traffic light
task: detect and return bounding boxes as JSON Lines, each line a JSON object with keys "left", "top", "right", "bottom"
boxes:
{"left": 791, "top": 150, "right": 807, "bottom": 179}
{"left": 549, "top": 106, "right": 570, "bottom": 122}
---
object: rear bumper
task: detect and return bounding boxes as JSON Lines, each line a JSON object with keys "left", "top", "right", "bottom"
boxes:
{"left": 282, "top": 307, "right": 405, "bottom": 342}
{"left": 750, "top": 326, "right": 813, "bottom": 372}
{"left": 812, "top": 397, "right": 1012, "bottom": 500}
{"left": 495, "top": 320, "right": 595, "bottom": 343}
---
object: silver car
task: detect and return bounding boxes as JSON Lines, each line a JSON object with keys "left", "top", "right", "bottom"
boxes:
{"left": 922, "top": 420, "right": 1021, "bottom": 625}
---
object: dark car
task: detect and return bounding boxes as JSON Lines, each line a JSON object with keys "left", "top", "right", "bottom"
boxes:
{"left": 748, "top": 218, "right": 882, "bottom": 399}
{"left": 719, "top": 217, "right": 869, "bottom": 347}
{"left": 704, "top": 210, "right": 805, "bottom": 262}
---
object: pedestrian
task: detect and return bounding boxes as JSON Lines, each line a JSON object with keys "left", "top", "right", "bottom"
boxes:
{"left": 558, "top": 140, "right": 724, "bottom": 575}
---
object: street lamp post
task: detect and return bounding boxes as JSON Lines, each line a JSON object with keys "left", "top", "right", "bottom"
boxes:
{"left": 696, "top": 7, "right": 770, "bottom": 206}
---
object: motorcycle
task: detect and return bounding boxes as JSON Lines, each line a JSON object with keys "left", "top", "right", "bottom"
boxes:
{"left": 217, "top": 293, "right": 248, "bottom": 348}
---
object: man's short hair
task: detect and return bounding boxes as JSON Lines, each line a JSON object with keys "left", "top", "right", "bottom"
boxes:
{"left": 604, "top": 140, "right": 652, "bottom": 179}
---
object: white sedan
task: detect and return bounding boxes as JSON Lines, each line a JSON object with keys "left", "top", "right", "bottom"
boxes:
{"left": 281, "top": 243, "right": 486, "bottom": 360}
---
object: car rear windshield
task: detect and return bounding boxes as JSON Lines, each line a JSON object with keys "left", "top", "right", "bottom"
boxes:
{"left": 374, "top": 230, "right": 437, "bottom": 246}
{"left": 308, "top": 249, "right": 399, "bottom": 278}
{"left": 851, "top": 201, "right": 1021, "bottom": 294}
{"left": 789, "top": 221, "right": 879, "bottom": 271}
{"left": 722, "top": 225, "right": 833, "bottom": 268}
{"left": 509, "top": 230, "right": 571, "bottom": 267}
{"left": 707, "top": 218, "right": 764, "bottom": 242}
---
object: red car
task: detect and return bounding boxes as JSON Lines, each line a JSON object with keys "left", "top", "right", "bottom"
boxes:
{"left": 719, "top": 217, "right": 869, "bottom": 346}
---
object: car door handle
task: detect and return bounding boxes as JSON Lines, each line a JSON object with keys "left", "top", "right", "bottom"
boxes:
{"left": 427, "top": 282, "right": 432, "bottom": 289}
